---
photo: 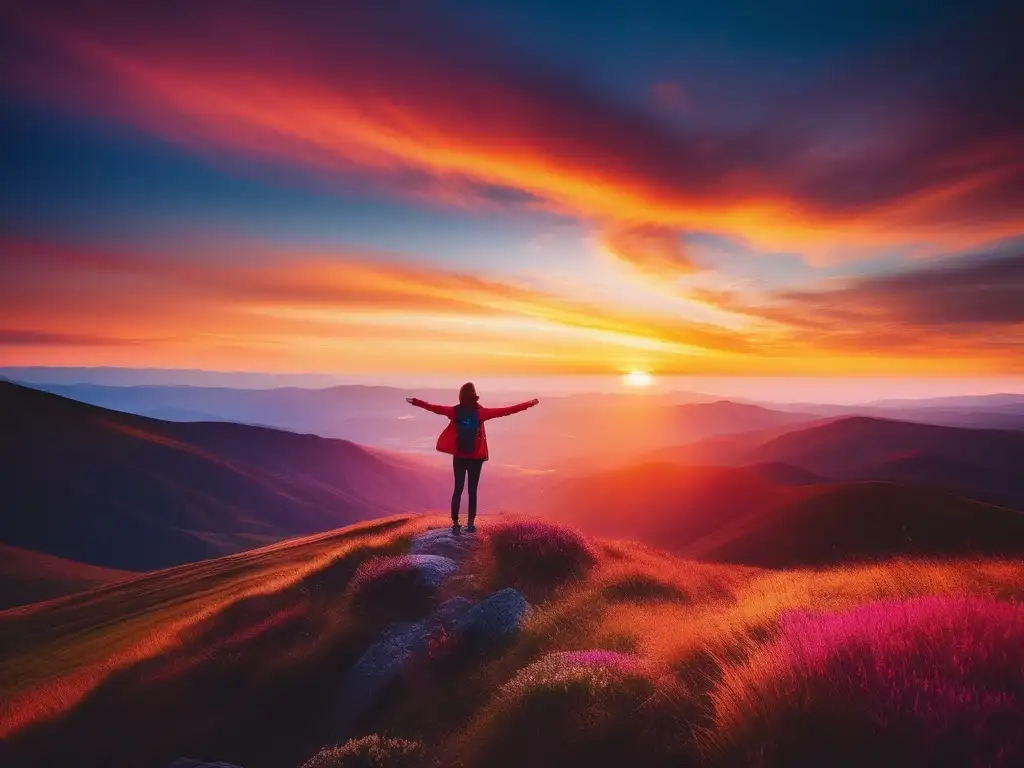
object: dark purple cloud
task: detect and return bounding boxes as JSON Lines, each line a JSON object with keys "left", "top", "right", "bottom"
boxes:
{"left": 1, "top": 0, "right": 1020, "bottom": 250}
{"left": 770, "top": 247, "right": 1024, "bottom": 327}
{"left": 0, "top": 329, "right": 149, "bottom": 346}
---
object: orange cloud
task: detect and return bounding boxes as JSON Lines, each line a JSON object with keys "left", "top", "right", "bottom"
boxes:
{"left": 689, "top": 248, "right": 1024, "bottom": 373}
{"left": 600, "top": 224, "right": 699, "bottom": 279}
{"left": 5, "top": 2, "right": 1021, "bottom": 255}
{"left": 0, "top": 236, "right": 752, "bottom": 374}
{"left": 5, "top": 234, "right": 1022, "bottom": 376}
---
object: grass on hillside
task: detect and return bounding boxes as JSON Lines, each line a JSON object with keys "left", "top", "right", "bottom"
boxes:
{"left": 1, "top": 514, "right": 1022, "bottom": 767}
{"left": 0, "top": 544, "right": 135, "bottom": 610}
{"left": 710, "top": 594, "right": 1024, "bottom": 766}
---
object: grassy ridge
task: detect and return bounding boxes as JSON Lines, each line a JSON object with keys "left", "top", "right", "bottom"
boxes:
{"left": 0, "top": 516, "right": 417, "bottom": 742}
{"left": 1, "top": 515, "right": 1022, "bottom": 767}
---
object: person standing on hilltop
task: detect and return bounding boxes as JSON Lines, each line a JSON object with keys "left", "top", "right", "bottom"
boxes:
{"left": 407, "top": 383, "right": 539, "bottom": 535}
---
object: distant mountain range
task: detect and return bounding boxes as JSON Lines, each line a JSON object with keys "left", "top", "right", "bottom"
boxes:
{"left": 543, "top": 461, "right": 1024, "bottom": 567}
{"left": 13, "top": 378, "right": 1024, "bottom": 469}
{"left": 686, "top": 481, "right": 1024, "bottom": 567}
{"left": 646, "top": 415, "right": 1024, "bottom": 509}
{"left": 753, "top": 417, "right": 1024, "bottom": 509}
{"left": 0, "top": 382, "right": 448, "bottom": 571}
{"left": 538, "top": 462, "right": 801, "bottom": 549}
{"left": 5, "top": 379, "right": 1024, "bottom": 584}
{"left": 541, "top": 415, "right": 1024, "bottom": 566}
{"left": 10, "top": 380, "right": 824, "bottom": 468}
{"left": 734, "top": 394, "right": 1024, "bottom": 430}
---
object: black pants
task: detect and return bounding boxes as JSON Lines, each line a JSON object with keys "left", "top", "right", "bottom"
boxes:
{"left": 451, "top": 457, "right": 484, "bottom": 524}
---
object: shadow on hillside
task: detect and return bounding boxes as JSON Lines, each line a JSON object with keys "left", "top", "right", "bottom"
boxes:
{"left": 0, "top": 533, "right": 414, "bottom": 768}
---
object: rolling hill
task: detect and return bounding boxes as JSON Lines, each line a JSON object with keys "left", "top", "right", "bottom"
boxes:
{"left": 1, "top": 514, "right": 1021, "bottom": 767}
{"left": 853, "top": 452, "right": 1024, "bottom": 511}
{"left": 25, "top": 381, "right": 454, "bottom": 453}
{"left": 536, "top": 457, "right": 1024, "bottom": 567}
{"left": 743, "top": 416, "right": 1024, "bottom": 510}
{"left": 642, "top": 416, "right": 1024, "bottom": 510}
{"left": 20, "top": 381, "right": 820, "bottom": 468}
{"left": 752, "top": 416, "right": 1024, "bottom": 477}
{"left": 537, "top": 463, "right": 808, "bottom": 550}
{"left": 638, "top": 418, "right": 835, "bottom": 468}
{"left": 0, "top": 544, "right": 134, "bottom": 610}
{"left": 0, "top": 382, "right": 448, "bottom": 570}
{"left": 503, "top": 400, "right": 822, "bottom": 471}
{"left": 686, "top": 481, "right": 1024, "bottom": 567}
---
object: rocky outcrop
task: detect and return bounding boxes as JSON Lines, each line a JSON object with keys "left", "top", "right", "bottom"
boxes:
{"left": 327, "top": 528, "right": 526, "bottom": 741}
{"left": 330, "top": 590, "right": 526, "bottom": 738}
{"left": 409, "top": 528, "right": 478, "bottom": 562}
{"left": 396, "top": 554, "right": 459, "bottom": 588}
{"left": 437, "top": 595, "right": 474, "bottom": 626}
{"left": 331, "top": 620, "right": 434, "bottom": 730}
{"left": 330, "top": 596, "right": 475, "bottom": 732}
{"left": 453, "top": 588, "right": 529, "bottom": 654}
{"left": 346, "top": 553, "right": 460, "bottom": 623}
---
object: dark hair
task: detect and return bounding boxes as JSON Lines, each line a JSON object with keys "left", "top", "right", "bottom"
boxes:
{"left": 459, "top": 382, "right": 479, "bottom": 406}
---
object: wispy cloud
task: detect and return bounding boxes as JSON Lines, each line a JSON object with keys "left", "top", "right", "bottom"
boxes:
{"left": 694, "top": 245, "right": 1024, "bottom": 369}
{"left": 0, "top": 330, "right": 154, "bottom": 346}
{"left": 2, "top": 1, "right": 1021, "bottom": 376}
{"left": 774, "top": 249, "right": 1024, "bottom": 328}
{"left": 0, "top": 235, "right": 751, "bottom": 372}
{"left": 4, "top": 0, "right": 1021, "bottom": 255}
{"left": 599, "top": 224, "right": 699, "bottom": 280}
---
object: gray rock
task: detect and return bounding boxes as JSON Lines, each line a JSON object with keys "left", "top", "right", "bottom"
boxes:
{"left": 329, "top": 589, "right": 525, "bottom": 740}
{"left": 453, "top": 588, "right": 529, "bottom": 652}
{"left": 437, "top": 595, "right": 474, "bottom": 626}
{"left": 409, "top": 528, "right": 478, "bottom": 562}
{"left": 331, "top": 559, "right": 464, "bottom": 734}
{"left": 168, "top": 760, "right": 244, "bottom": 768}
{"left": 398, "top": 554, "right": 458, "bottom": 588}
{"left": 330, "top": 620, "right": 435, "bottom": 734}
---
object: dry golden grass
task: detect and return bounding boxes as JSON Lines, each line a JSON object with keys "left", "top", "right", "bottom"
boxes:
{"left": 2, "top": 513, "right": 1022, "bottom": 767}
{"left": 0, "top": 514, "right": 428, "bottom": 740}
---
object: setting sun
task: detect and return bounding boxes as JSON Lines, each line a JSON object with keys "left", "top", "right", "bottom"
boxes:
{"left": 623, "top": 370, "right": 653, "bottom": 388}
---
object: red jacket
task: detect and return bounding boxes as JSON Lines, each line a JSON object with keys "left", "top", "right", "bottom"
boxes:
{"left": 409, "top": 399, "right": 535, "bottom": 460}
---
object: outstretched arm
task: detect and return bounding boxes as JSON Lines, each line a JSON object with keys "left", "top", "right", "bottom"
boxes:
{"left": 406, "top": 397, "right": 454, "bottom": 417}
{"left": 479, "top": 399, "right": 539, "bottom": 421}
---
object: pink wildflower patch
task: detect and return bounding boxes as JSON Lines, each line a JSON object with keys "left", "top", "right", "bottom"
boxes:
{"left": 714, "top": 594, "right": 1024, "bottom": 766}
{"left": 346, "top": 555, "right": 452, "bottom": 622}
{"left": 487, "top": 518, "right": 597, "bottom": 593}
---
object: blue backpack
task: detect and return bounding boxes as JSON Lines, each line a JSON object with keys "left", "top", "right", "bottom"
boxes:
{"left": 453, "top": 404, "right": 480, "bottom": 454}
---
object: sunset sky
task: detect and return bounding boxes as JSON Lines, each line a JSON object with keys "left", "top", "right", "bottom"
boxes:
{"left": 1, "top": 0, "right": 1022, "bottom": 384}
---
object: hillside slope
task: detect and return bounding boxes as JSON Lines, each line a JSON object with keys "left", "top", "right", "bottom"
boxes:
{"left": 0, "top": 544, "right": 134, "bottom": 609}
{"left": 28, "top": 382, "right": 820, "bottom": 468}
{"left": 686, "top": 481, "right": 1024, "bottom": 567}
{"left": 754, "top": 416, "right": 1024, "bottom": 477}
{"left": 0, "top": 382, "right": 448, "bottom": 570}
{"left": 537, "top": 463, "right": 807, "bottom": 550}
{"left": 1, "top": 514, "right": 1022, "bottom": 768}
{"left": 851, "top": 452, "right": 1024, "bottom": 511}
{"left": 537, "top": 459, "right": 1024, "bottom": 567}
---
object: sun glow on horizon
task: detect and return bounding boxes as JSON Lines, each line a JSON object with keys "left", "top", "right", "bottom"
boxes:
{"left": 623, "top": 370, "right": 654, "bottom": 388}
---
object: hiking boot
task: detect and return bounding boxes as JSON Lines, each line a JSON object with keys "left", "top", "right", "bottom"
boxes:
{"left": 452, "top": 523, "right": 462, "bottom": 536}
{"left": 465, "top": 523, "right": 476, "bottom": 533}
